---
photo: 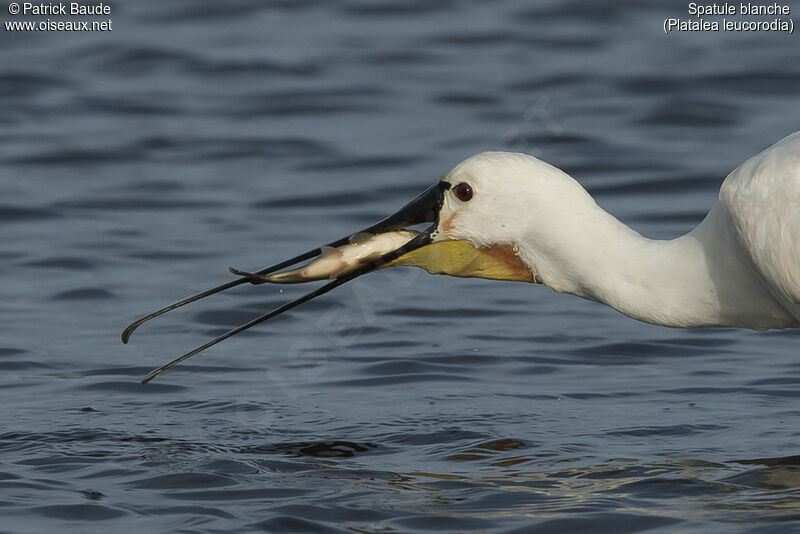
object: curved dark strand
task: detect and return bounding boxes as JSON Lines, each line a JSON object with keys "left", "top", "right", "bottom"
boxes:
{"left": 140, "top": 230, "right": 434, "bottom": 384}
{"left": 228, "top": 266, "right": 272, "bottom": 283}
{"left": 227, "top": 265, "right": 317, "bottom": 284}
{"left": 122, "top": 182, "right": 448, "bottom": 344}
{"left": 141, "top": 276, "right": 342, "bottom": 384}
{"left": 121, "top": 245, "right": 332, "bottom": 343}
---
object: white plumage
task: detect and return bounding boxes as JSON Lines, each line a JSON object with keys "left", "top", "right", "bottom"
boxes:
{"left": 438, "top": 131, "right": 800, "bottom": 330}
{"left": 720, "top": 131, "right": 800, "bottom": 316}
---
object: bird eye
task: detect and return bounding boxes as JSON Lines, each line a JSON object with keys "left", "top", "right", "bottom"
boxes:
{"left": 454, "top": 182, "right": 473, "bottom": 202}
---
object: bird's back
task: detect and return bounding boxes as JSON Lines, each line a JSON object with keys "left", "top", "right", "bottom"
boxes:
{"left": 719, "top": 131, "right": 800, "bottom": 321}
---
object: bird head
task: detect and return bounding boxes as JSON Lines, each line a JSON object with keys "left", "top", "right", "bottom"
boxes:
{"left": 392, "top": 151, "right": 595, "bottom": 286}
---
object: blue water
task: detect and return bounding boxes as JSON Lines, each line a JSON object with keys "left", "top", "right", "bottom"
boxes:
{"left": 2, "top": 1, "right": 800, "bottom": 532}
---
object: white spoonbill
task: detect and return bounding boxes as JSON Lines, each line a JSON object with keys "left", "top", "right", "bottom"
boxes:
{"left": 124, "top": 131, "right": 800, "bottom": 383}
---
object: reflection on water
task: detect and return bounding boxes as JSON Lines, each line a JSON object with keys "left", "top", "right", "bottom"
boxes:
{"left": 2, "top": 0, "right": 800, "bottom": 531}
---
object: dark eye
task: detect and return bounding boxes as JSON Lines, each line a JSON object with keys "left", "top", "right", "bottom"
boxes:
{"left": 454, "top": 182, "right": 473, "bottom": 202}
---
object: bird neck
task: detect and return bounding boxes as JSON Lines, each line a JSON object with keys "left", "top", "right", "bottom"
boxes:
{"left": 519, "top": 201, "right": 792, "bottom": 329}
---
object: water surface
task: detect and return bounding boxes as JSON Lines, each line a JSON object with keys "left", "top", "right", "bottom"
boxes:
{"left": 2, "top": 1, "right": 800, "bottom": 532}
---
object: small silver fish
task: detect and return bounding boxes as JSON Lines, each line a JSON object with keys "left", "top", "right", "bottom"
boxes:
{"left": 230, "top": 230, "right": 419, "bottom": 283}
